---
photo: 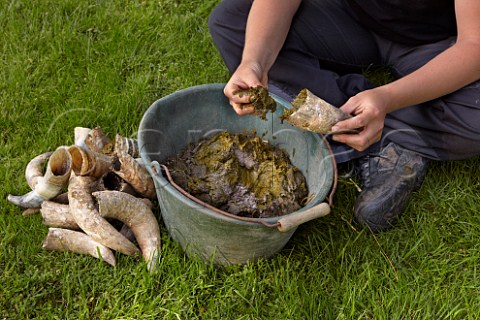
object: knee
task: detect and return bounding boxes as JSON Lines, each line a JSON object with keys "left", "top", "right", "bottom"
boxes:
{"left": 208, "top": 0, "right": 251, "bottom": 37}
{"left": 208, "top": 0, "right": 251, "bottom": 72}
{"left": 207, "top": 2, "right": 223, "bottom": 36}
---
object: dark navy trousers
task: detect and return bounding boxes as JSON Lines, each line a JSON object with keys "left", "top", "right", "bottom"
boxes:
{"left": 208, "top": 0, "right": 480, "bottom": 162}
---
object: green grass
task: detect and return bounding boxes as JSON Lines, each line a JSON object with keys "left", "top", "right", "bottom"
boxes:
{"left": 1, "top": 0, "right": 480, "bottom": 319}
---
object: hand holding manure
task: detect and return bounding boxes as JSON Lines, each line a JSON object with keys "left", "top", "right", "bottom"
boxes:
{"left": 233, "top": 86, "right": 277, "bottom": 120}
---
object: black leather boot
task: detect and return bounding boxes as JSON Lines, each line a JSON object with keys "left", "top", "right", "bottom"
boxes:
{"left": 354, "top": 142, "right": 428, "bottom": 232}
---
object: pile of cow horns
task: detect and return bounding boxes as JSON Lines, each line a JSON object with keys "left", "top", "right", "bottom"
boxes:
{"left": 7, "top": 127, "right": 161, "bottom": 272}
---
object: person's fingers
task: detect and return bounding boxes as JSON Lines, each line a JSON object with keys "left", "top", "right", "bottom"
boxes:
{"left": 226, "top": 87, "right": 255, "bottom": 115}
{"left": 338, "top": 98, "right": 357, "bottom": 115}
{"left": 224, "top": 84, "right": 247, "bottom": 100}
{"left": 224, "top": 82, "right": 258, "bottom": 115}
{"left": 332, "top": 127, "right": 381, "bottom": 151}
{"left": 331, "top": 115, "right": 366, "bottom": 133}
{"left": 231, "top": 102, "right": 255, "bottom": 115}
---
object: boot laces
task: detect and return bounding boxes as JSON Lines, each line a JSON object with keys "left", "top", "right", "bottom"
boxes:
{"left": 357, "top": 153, "right": 391, "bottom": 188}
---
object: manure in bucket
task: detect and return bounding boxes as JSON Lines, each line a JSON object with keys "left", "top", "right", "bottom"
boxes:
{"left": 164, "top": 131, "right": 308, "bottom": 218}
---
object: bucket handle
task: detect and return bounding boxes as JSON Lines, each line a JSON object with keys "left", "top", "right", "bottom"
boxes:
{"left": 277, "top": 202, "right": 330, "bottom": 233}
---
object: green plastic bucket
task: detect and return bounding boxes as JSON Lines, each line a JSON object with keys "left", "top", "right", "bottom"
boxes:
{"left": 138, "top": 84, "right": 334, "bottom": 265}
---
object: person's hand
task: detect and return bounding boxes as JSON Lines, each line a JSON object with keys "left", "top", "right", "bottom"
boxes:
{"left": 331, "top": 88, "right": 389, "bottom": 151}
{"left": 224, "top": 62, "right": 268, "bottom": 115}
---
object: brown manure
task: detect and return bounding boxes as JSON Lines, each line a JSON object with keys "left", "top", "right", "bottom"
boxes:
{"left": 165, "top": 131, "right": 308, "bottom": 218}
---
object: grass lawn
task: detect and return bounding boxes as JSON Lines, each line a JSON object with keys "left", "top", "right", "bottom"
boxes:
{"left": 1, "top": 0, "right": 480, "bottom": 319}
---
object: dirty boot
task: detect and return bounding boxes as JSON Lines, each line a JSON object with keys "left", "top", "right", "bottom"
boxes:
{"left": 354, "top": 142, "right": 428, "bottom": 232}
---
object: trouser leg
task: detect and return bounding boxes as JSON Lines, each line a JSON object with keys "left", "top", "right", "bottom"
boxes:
{"left": 378, "top": 36, "right": 480, "bottom": 160}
